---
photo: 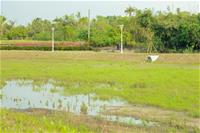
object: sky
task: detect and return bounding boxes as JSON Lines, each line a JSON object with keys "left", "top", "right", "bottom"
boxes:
{"left": 1, "top": 0, "right": 199, "bottom": 25}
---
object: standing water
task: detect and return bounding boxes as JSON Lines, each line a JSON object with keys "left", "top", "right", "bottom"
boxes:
{"left": 0, "top": 80, "right": 156, "bottom": 126}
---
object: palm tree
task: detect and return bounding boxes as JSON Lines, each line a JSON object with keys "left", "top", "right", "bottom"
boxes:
{"left": 76, "top": 12, "right": 81, "bottom": 20}
{"left": 125, "top": 7, "right": 135, "bottom": 17}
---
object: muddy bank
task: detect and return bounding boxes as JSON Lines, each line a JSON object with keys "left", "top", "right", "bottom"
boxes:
{"left": 103, "top": 105, "right": 200, "bottom": 130}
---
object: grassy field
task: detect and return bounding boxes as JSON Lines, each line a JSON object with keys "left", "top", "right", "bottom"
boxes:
{"left": 0, "top": 109, "right": 94, "bottom": 133}
{"left": 0, "top": 50, "right": 200, "bottom": 132}
{"left": 1, "top": 108, "right": 186, "bottom": 133}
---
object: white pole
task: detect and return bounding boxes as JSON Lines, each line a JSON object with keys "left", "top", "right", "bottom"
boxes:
{"left": 52, "top": 27, "right": 54, "bottom": 52}
{"left": 120, "top": 25, "right": 124, "bottom": 54}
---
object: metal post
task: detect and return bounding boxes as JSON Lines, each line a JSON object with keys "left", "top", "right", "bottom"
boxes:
{"left": 120, "top": 25, "right": 124, "bottom": 54}
{"left": 52, "top": 27, "right": 54, "bottom": 52}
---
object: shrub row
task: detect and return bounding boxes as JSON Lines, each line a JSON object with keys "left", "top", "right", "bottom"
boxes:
{"left": 0, "top": 45, "right": 93, "bottom": 51}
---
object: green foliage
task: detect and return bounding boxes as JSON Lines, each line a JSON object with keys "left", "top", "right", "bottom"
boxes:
{"left": 1, "top": 8, "right": 200, "bottom": 52}
{"left": 90, "top": 16, "right": 119, "bottom": 47}
{"left": 0, "top": 45, "right": 92, "bottom": 51}
{"left": 152, "top": 12, "right": 200, "bottom": 52}
{"left": 78, "top": 29, "right": 88, "bottom": 40}
{"left": 137, "top": 9, "right": 154, "bottom": 28}
{"left": 33, "top": 32, "right": 51, "bottom": 40}
{"left": 26, "top": 18, "right": 52, "bottom": 41}
{"left": 7, "top": 26, "right": 27, "bottom": 40}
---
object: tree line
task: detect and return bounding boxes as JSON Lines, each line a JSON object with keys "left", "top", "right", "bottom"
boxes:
{"left": 0, "top": 7, "right": 200, "bottom": 52}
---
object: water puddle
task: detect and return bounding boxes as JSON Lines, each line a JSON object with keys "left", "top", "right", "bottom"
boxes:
{"left": 102, "top": 115, "right": 155, "bottom": 126}
{"left": 0, "top": 80, "right": 156, "bottom": 126}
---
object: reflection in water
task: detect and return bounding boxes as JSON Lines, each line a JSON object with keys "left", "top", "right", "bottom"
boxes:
{"left": 0, "top": 80, "right": 156, "bottom": 126}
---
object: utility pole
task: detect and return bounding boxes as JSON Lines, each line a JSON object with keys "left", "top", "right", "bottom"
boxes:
{"left": 52, "top": 27, "right": 55, "bottom": 52}
{"left": 88, "top": 9, "right": 91, "bottom": 44}
{"left": 120, "top": 25, "right": 124, "bottom": 54}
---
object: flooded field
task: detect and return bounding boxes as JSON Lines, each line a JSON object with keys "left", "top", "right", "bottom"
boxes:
{"left": 1, "top": 51, "right": 199, "bottom": 132}
{"left": 0, "top": 79, "right": 156, "bottom": 126}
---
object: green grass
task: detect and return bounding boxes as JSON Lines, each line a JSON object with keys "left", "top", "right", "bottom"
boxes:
{"left": 1, "top": 51, "right": 200, "bottom": 118}
{"left": 0, "top": 109, "right": 94, "bottom": 133}
{"left": 1, "top": 108, "right": 198, "bottom": 133}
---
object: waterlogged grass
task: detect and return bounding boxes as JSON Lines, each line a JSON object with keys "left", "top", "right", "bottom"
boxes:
{"left": 0, "top": 109, "right": 94, "bottom": 133}
{"left": 1, "top": 108, "right": 198, "bottom": 133}
{"left": 1, "top": 51, "right": 200, "bottom": 117}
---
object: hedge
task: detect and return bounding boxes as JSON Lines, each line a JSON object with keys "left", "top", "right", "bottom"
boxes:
{"left": 0, "top": 45, "right": 93, "bottom": 51}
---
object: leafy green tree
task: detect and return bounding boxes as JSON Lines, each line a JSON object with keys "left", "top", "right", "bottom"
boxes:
{"left": 7, "top": 26, "right": 27, "bottom": 40}
{"left": 0, "top": 16, "right": 6, "bottom": 32}
{"left": 137, "top": 9, "right": 154, "bottom": 28}
{"left": 0, "top": 16, "right": 6, "bottom": 39}
{"left": 1, "top": 9, "right": 199, "bottom": 52}
{"left": 27, "top": 18, "right": 51, "bottom": 40}
{"left": 0, "top": 16, "right": 14, "bottom": 39}
{"left": 33, "top": 32, "right": 51, "bottom": 40}
{"left": 90, "top": 16, "right": 119, "bottom": 47}
{"left": 124, "top": 7, "right": 134, "bottom": 17}
{"left": 78, "top": 29, "right": 88, "bottom": 41}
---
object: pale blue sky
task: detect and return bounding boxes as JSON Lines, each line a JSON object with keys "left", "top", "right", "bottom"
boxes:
{"left": 1, "top": 1, "right": 199, "bottom": 25}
